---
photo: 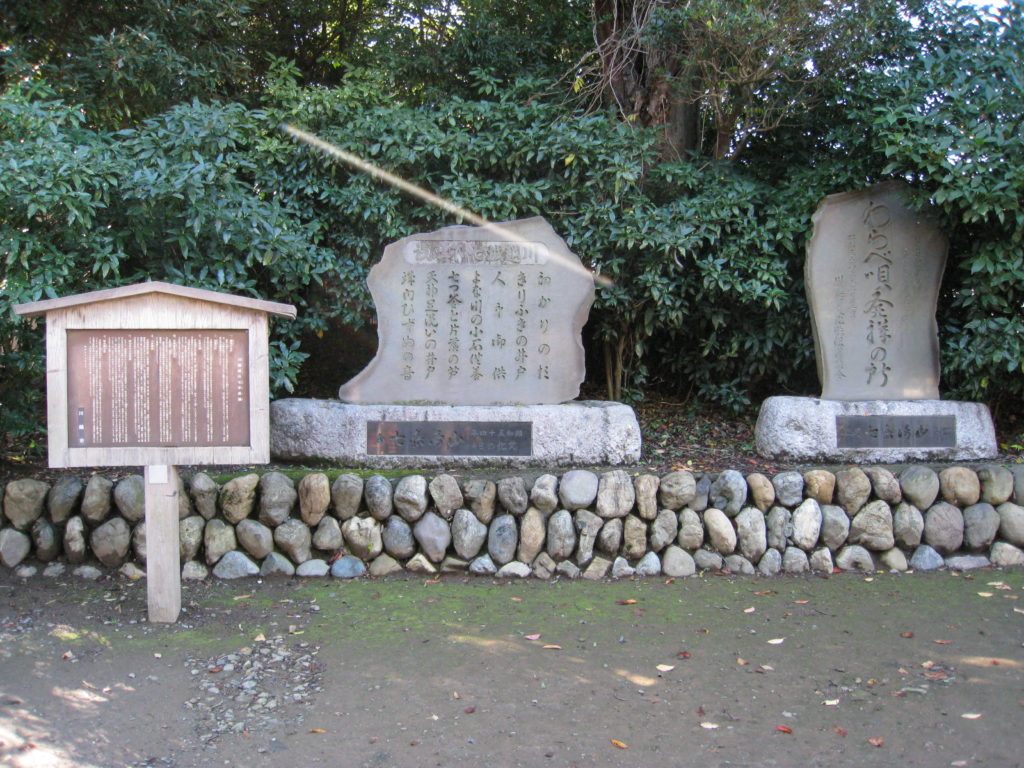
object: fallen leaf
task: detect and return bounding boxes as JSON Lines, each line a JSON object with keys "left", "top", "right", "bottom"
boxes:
{"left": 793, "top": 600, "right": 809, "bottom": 604}
{"left": 761, "top": 664, "right": 774, "bottom": 671}
{"left": 695, "top": 628, "right": 710, "bottom": 634}
{"left": 542, "top": 645, "right": 562, "bottom": 650}
{"left": 921, "top": 660, "right": 936, "bottom": 669}
{"left": 900, "top": 632, "right": 915, "bottom": 638}
{"left": 864, "top": 577, "right": 874, "bottom": 582}
{"left": 833, "top": 726, "right": 848, "bottom": 738}
{"left": 754, "top": 590, "right": 775, "bottom": 596}
{"left": 960, "top": 713, "right": 982, "bottom": 720}
{"left": 737, "top": 658, "right": 749, "bottom": 666}
{"left": 524, "top": 633, "right": 541, "bottom": 641}
{"left": 464, "top": 707, "right": 476, "bottom": 714}
{"left": 616, "top": 599, "right": 638, "bottom": 605}
{"left": 977, "top": 592, "right": 994, "bottom": 598}
{"left": 453, "top": 691, "right": 461, "bottom": 699}
{"left": 677, "top": 651, "right": 692, "bottom": 659}
{"left": 743, "top": 606, "right": 756, "bottom": 614}
{"left": 663, "top": 577, "right": 676, "bottom": 584}
{"left": 253, "top": 633, "right": 266, "bottom": 643}
{"left": 610, "top": 739, "right": 628, "bottom": 749}
{"left": 776, "top": 725, "right": 792, "bottom": 734}
{"left": 511, "top": 597, "right": 522, "bottom": 602}
{"left": 233, "top": 594, "right": 253, "bottom": 601}
{"left": 823, "top": 699, "right": 840, "bottom": 706}
{"left": 207, "top": 666, "right": 223, "bottom": 674}
{"left": 1014, "top": 608, "right": 1024, "bottom": 614}
{"left": 308, "top": 729, "right": 326, "bottom": 734}
{"left": 767, "top": 638, "right": 785, "bottom": 645}
{"left": 153, "top": 653, "right": 162, "bottom": 659}
{"left": 700, "top": 722, "right": 720, "bottom": 730}
{"left": 867, "top": 737, "right": 885, "bottom": 747}
{"left": 933, "top": 639, "right": 951, "bottom": 645}
{"left": 656, "top": 664, "right": 675, "bottom": 672}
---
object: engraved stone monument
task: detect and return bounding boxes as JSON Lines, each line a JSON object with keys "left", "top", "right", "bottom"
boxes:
{"left": 272, "top": 218, "right": 641, "bottom": 467}
{"left": 15, "top": 282, "right": 296, "bottom": 622}
{"left": 340, "top": 217, "right": 592, "bottom": 405}
{"left": 807, "top": 181, "right": 945, "bottom": 400}
{"left": 755, "top": 182, "right": 996, "bottom": 462}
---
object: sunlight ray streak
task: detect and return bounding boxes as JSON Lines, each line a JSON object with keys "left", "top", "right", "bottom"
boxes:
{"left": 281, "top": 124, "right": 612, "bottom": 288}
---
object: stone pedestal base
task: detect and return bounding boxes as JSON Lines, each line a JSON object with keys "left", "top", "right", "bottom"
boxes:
{"left": 270, "top": 399, "right": 641, "bottom": 468}
{"left": 755, "top": 396, "right": 997, "bottom": 463}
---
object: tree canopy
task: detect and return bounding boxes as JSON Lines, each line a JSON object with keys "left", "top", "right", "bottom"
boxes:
{"left": 1, "top": 0, "right": 1021, "bottom": 450}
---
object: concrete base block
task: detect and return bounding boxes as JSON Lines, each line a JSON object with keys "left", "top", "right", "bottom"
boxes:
{"left": 755, "top": 396, "right": 997, "bottom": 463}
{"left": 271, "top": 398, "right": 641, "bottom": 468}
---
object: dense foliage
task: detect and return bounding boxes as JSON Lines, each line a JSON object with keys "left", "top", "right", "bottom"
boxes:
{"left": 1, "top": 0, "right": 1021, "bottom": 451}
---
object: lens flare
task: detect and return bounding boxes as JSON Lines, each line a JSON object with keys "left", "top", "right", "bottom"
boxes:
{"left": 281, "top": 124, "right": 612, "bottom": 287}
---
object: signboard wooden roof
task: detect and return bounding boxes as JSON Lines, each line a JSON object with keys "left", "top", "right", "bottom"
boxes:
{"left": 14, "top": 280, "right": 296, "bottom": 319}
{"left": 14, "top": 281, "right": 296, "bottom": 468}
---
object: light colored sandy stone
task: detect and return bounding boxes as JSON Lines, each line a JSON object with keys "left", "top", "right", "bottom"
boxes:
{"left": 272, "top": 399, "right": 641, "bottom": 468}
{"left": 339, "top": 218, "right": 594, "bottom": 406}
{"left": 755, "top": 397, "right": 997, "bottom": 462}
{"left": 807, "top": 182, "right": 946, "bottom": 400}
{"left": 703, "top": 508, "right": 736, "bottom": 555}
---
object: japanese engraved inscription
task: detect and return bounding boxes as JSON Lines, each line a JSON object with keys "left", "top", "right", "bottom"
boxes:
{"left": 66, "top": 329, "right": 250, "bottom": 447}
{"left": 836, "top": 415, "right": 956, "bottom": 449}
{"left": 805, "top": 182, "right": 947, "bottom": 400}
{"left": 367, "top": 421, "right": 532, "bottom": 456}
{"left": 339, "top": 217, "right": 595, "bottom": 405}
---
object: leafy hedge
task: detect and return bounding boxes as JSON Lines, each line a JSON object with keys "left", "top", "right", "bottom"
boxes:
{"left": 3, "top": 2, "right": 1023, "bottom": 449}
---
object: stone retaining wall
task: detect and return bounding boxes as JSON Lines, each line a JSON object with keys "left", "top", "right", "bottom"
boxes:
{"left": 2, "top": 466, "right": 1024, "bottom": 581}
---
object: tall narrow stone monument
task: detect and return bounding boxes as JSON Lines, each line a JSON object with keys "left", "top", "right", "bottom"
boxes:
{"left": 755, "top": 182, "right": 997, "bottom": 462}
{"left": 272, "top": 217, "right": 641, "bottom": 467}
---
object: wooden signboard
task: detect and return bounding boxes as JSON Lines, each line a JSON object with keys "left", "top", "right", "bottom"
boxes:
{"left": 15, "top": 282, "right": 296, "bottom": 622}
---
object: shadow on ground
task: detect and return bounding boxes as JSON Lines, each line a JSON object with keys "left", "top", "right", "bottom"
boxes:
{"left": 2, "top": 569, "right": 1022, "bottom": 768}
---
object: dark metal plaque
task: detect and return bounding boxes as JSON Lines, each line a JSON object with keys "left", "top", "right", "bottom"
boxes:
{"left": 836, "top": 415, "right": 956, "bottom": 449}
{"left": 367, "top": 421, "right": 532, "bottom": 456}
{"left": 66, "top": 329, "right": 250, "bottom": 448}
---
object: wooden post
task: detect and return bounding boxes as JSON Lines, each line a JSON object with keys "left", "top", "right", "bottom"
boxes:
{"left": 145, "top": 465, "right": 181, "bottom": 623}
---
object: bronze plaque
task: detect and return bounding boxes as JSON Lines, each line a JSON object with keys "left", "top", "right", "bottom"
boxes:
{"left": 66, "top": 330, "right": 250, "bottom": 448}
{"left": 836, "top": 415, "right": 956, "bottom": 449}
{"left": 367, "top": 421, "right": 532, "bottom": 456}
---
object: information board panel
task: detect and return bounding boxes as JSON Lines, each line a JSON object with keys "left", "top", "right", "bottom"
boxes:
{"left": 367, "top": 420, "right": 532, "bottom": 456}
{"left": 66, "top": 329, "right": 250, "bottom": 448}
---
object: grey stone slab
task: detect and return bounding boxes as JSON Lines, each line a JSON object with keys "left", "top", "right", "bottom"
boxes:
{"left": 271, "top": 399, "right": 641, "bottom": 468}
{"left": 806, "top": 182, "right": 946, "bottom": 400}
{"left": 339, "top": 217, "right": 594, "bottom": 406}
{"left": 755, "top": 396, "right": 996, "bottom": 463}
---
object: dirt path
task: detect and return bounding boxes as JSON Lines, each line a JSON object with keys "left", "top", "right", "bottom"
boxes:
{"left": 2, "top": 569, "right": 1022, "bottom": 768}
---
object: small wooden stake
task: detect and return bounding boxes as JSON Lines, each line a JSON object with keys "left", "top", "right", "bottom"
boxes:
{"left": 144, "top": 465, "right": 181, "bottom": 623}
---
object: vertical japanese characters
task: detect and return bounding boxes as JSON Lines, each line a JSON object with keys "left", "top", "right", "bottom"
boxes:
{"left": 392, "top": 242, "right": 557, "bottom": 389}
{"left": 863, "top": 200, "right": 893, "bottom": 388}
